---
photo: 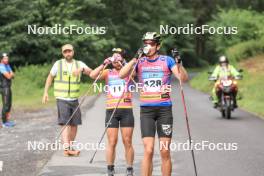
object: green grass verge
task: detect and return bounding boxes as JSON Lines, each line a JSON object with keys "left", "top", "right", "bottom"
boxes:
{"left": 13, "top": 83, "right": 97, "bottom": 110}
{"left": 11, "top": 64, "right": 101, "bottom": 110}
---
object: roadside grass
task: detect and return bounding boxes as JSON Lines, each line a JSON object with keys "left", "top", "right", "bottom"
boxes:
{"left": 190, "top": 55, "right": 264, "bottom": 117}
{"left": 13, "top": 83, "right": 97, "bottom": 110}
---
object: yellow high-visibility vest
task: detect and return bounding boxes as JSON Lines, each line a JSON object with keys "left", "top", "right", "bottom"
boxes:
{"left": 54, "top": 59, "right": 81, "bottom": 98}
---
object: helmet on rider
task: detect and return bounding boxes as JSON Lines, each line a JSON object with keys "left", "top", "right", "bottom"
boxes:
{"left": 219, "top": 56, "right": 229, "bottom": 66}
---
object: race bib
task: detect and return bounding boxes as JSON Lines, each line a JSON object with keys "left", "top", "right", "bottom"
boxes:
{"left": 143, "top": 78, "right": 162, "bottom": 92}
{"left": 108, "top": 79, "right": 125, "bottom": 97}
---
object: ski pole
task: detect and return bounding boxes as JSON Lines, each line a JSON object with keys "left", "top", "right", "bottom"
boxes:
{"left": 171, "top": 48, "right": 198, "bottom": 176}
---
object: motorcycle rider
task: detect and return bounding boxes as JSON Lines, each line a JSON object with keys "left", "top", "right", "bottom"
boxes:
{"left": 209, "top": 56, "right": 241, "bottom": 108}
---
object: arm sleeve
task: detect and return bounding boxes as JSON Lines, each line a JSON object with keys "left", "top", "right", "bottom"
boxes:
{"left": 79, "top": 61, "right": 89, "bottom": 69}
{"left": 167, "top": 56, "right": 176, "bottom": 70}
{"left": 7, "top": 65, "right": 13, "bottom": 72}
{"left": 50, "top": 61, "right": 58, "bottom": 77}
{"left": 0, "top": 65, "right": 7, "bottom": 74}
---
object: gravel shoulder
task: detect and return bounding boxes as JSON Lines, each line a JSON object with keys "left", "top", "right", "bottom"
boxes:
{"left": 0, "top": 95, "right": 98, "bottom": 176}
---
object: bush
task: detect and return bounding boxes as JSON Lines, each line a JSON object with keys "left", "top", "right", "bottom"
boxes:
{"left": 226, "top": 37, "right": 264, "bottom": 63}
{"left": 208, "top": 9, "right": 264, "bottom": 54}
{"left": 14, "top": 63, "right": 52, "bottom": 88}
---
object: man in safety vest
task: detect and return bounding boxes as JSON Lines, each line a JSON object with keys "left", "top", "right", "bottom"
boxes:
{"left": 210, "top": 55, "right": 242, "bottom": 108}
{"left": 120, "top": 32, "right": 188, "bottom": 176}
{"left": 90, "top": 48, "right": 135, "bottom": 176}
{"left": 42, "top": 44, "right": 92, "bottom": 156}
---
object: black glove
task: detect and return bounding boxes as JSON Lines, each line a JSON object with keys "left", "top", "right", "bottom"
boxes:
{"left": 176, "top": 56, "right": 182, "bottom": 64}
{"left": 134, "top": 47, "right": 144, "bottom": 59}
{"left": 171, "top": 48, "right": 182, "bottom": 64}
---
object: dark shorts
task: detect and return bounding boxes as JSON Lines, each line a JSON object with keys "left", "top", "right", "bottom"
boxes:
{"left": 140, "top": 106, "right": 173, "bottom": 138}
{"left": 105, "top": 108, "right": 134, "bottom": 128}
{"left": 56, "top": 99, "right": 82, "bottom": 126}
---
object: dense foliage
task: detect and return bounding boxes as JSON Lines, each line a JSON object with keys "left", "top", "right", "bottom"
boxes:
{"left": 0, "top": 0, "right": 263, "bottom": 67}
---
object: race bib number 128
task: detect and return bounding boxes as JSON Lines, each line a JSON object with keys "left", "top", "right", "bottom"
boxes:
{"left": 143, "top": 78, "right": 162, "bottom": 92}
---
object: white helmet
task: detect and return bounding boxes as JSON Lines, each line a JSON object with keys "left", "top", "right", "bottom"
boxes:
{"left": 219, "top": 55, "right": 229, "bottom": 64}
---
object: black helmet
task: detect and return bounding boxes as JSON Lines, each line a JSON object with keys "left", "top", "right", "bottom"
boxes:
{"left": 142, "top": 32, "right": 161, "bottom": 44}
{"left": 219, "top": 55, "right": 229, "bottom": 64}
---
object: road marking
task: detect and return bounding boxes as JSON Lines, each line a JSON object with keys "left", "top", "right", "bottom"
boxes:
{"left": 0, "top": 161, "right": 3, "bottom": 172}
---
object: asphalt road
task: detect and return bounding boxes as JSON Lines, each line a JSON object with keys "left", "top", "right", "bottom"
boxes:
{"left": 38, "top": 82, "right": 264, "bottom": 176}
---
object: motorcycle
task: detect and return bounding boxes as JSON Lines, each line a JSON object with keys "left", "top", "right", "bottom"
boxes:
{"left": 208, "top": 70, "right": 243, "bottom": 119}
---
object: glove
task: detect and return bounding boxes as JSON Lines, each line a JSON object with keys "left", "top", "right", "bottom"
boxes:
{"left": 103, "top": 57, "right": 112, "bottom": 65}
{"left": 171, "top": 48, "right": 179, "bottom": 58}
{"left": 175, "top": 56, "right": 182, "bottom": 64}
{"left": 235, "top": 75, "right": 243, "bottom": 80}
{"left": 134, "top": 47, "right": 144, "bottom": 59}
{"left": 208, "top": 76, "right": 217, "bottom": 81}
{"left": 171, "top": 48, "right": 182, "bottom": 64}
